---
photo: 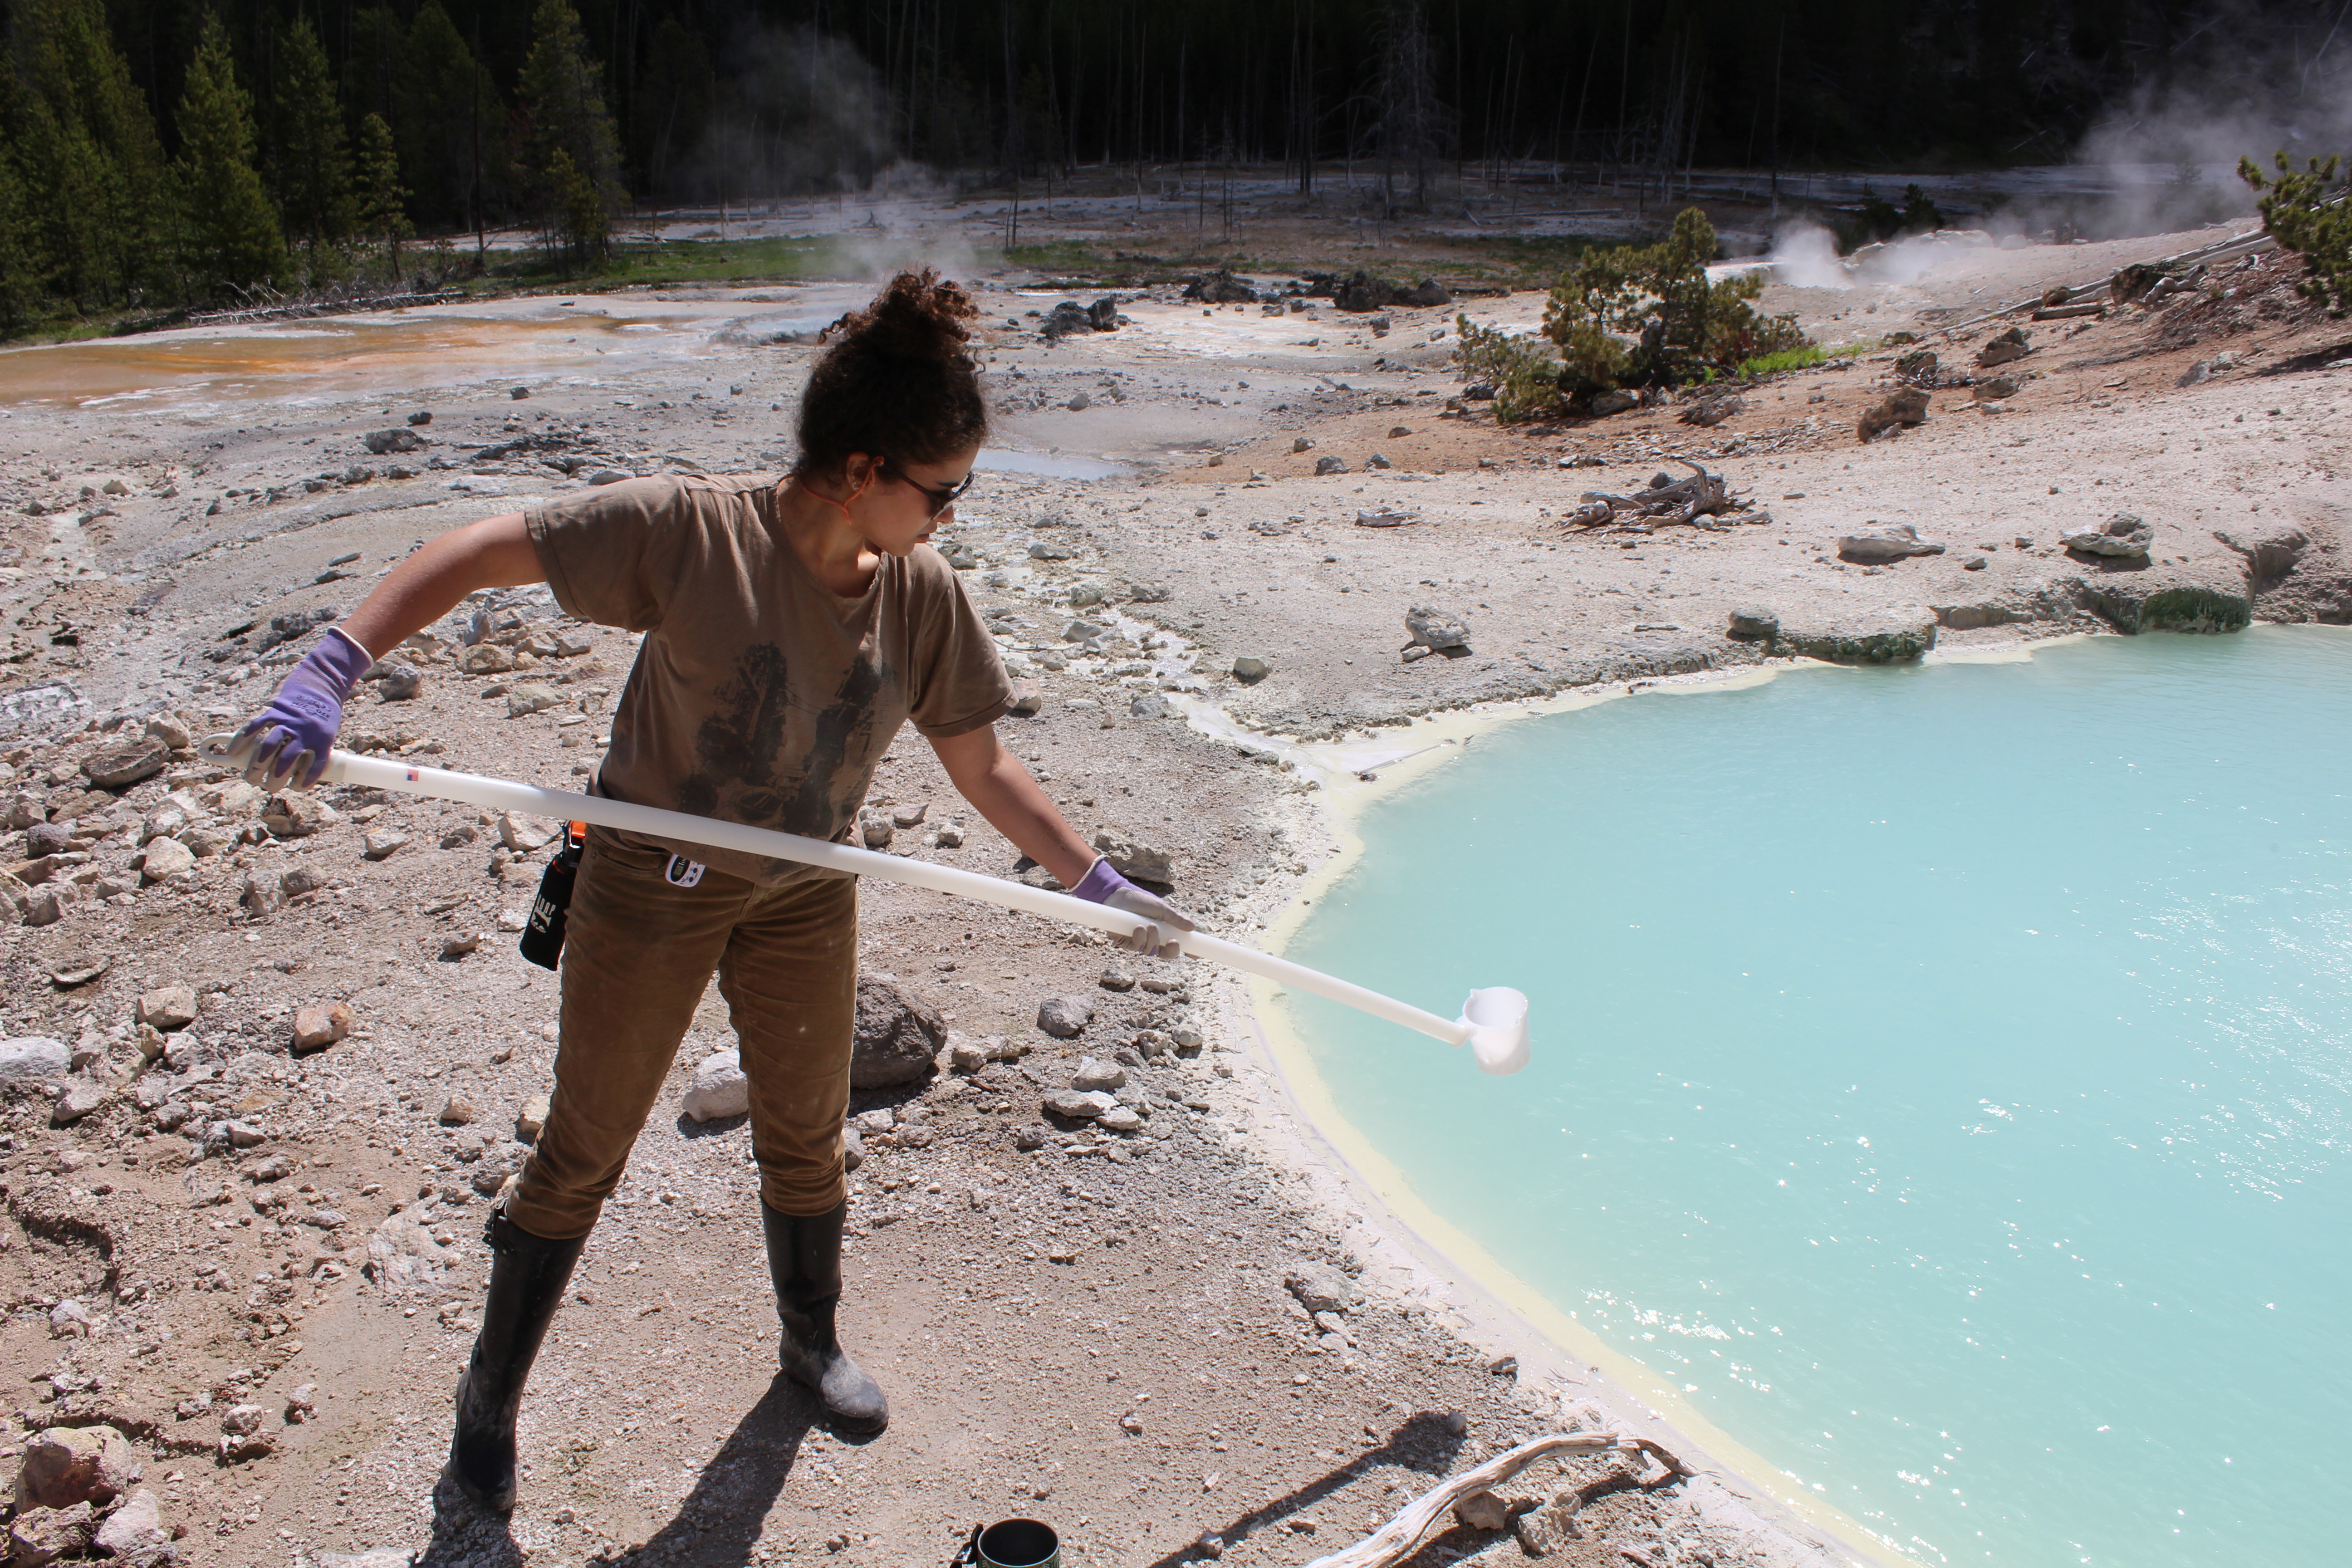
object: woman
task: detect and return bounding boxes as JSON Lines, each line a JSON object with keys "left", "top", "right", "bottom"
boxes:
{"left": 229, "top": 271, "right": 1190, "bottom": 1513}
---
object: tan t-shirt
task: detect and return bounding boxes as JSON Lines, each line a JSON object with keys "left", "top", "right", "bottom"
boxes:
{"left": 526, "top": 473, "right": 1011, "bottom": 885}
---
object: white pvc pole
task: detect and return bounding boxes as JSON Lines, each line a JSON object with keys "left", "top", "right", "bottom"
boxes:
{"left": 276, "top": 747, "right": 1479, "bottom": 1050}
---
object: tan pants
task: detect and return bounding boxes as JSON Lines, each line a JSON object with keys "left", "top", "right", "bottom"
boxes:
{"left": 506, "top": 828, "right": 860, "bottom": 1240}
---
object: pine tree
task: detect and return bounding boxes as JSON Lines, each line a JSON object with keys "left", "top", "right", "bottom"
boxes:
{"left": 173, "top": 15, "right": 289, "bottom": 300}
{"left": 352, "top": 113, "right": 413, "bottom": 276}
{"left": 271, "top": 14, "right": 353, "bottom": 275}
{"left": 17, "top": 0, "right": 169, "bottom": 308}
{"left": 519, "top": 0, "right": 625, "bottom": 264}
{"left": 397, "top": 2, "right": 506, "bottom": 233}
{"left": 0, "top": 140, "right": 41, "bottom": 334}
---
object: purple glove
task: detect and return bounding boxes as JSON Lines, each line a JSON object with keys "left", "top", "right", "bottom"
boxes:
{"left": 1073, "top": 858, "right": 1196, "bottom": 959}
{"left": 230, "top": 627, "right": 376, "bottom": 789}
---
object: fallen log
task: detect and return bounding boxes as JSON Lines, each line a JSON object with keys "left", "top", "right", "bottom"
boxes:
{"left": 1303, "top": 1431, "right": 1695, "bottom": 1568}
{"left": 2031, "top": 302, "right": 2106, "bottom": 321}
{"left": 1564, "top": 459, "right": 1740, "bottom": 529}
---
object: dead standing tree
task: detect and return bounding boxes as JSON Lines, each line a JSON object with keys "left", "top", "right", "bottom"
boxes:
{"left": 1371, "top": 0, "right": 1449, "bottom": 218}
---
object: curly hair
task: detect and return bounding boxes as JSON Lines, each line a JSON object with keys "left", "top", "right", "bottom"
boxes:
{"left": 793, "top": 270, "right": 988, "bottom": 480}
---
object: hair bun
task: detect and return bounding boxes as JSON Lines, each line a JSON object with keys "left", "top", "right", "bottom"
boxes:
{"left": 823, "top": 270, "right": 976, "bottom": 363}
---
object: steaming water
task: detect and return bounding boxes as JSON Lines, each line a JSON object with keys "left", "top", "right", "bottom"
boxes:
{"left": 1280, "top": 631, "right": 2352, "bottom": 1568}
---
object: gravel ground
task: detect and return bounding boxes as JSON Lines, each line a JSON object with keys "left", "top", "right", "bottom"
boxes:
{"left": 0, "top": 216, "right": 2345, "bottom": 1568}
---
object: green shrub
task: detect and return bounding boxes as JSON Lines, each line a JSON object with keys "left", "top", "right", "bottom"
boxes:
{"left": 1737, "top": 343, "right": 1830, "bottom": 378}
{"left": 1452, "top": 314, "right": 1570, "bottom": 424}
{"left": 1538, "top": 208, "right": 1807, "bottom": 411}
{"left": 2239, "top": 151, "right": 2351, "bottom": 315}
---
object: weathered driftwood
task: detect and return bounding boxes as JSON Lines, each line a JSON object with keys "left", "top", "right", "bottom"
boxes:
{"left": 1565, "top": 459, "right": 1739, "bottom": 530}
{"left": 1302, "top": 1431, "right": 1697, "bottom": 1568}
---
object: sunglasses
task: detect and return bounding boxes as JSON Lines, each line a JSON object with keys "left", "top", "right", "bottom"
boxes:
{"left": 882, "top": 458, "right": 975, "bottom": 520}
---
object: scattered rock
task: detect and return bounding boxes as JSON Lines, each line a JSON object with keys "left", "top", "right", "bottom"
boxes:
{"left": 1313, "top": 455, "right": 1347, "bottom": 475}
{"left": 505, "top": 684, "right": 562, "bottom": 719}
{"left": 1071, "top": 1057, "right": 1127, "bottom": 1092}
{"left": 284, "top": 1386, "right": 318, "bottom": 1424}
{"left": 1044, "top": 1089, "right": 1116, "bottom": 1121}
{"left": 290, "top": 1001, "right": 352, "bottom": 1053}
{"left": 498, "top": 812, "right": 559, "bottom": 852}
{"left": 458, "top": 643, "right": 515, "bottom": 675}
{"left": 1857, "top": 387, "right": 1931, "bottom": 441}
{"left": 852, "top": 973, "right": 946, "bottom": 1088}
{"left": 1285, "top": 1263, "right": 1360, "bottom": 1315}
{"left": 1037, "top": 996, "right": 1095, "bottom": 1039}
{"left": 1975, "top": 326, "right": 2031, "bottom": 368}
{"left": 1678, "top": 394, "right": 1744, "bottom": 426}
{"left": 1973, "top": 375, "right": 2020, "bottom": 401}
{"left": 8, "top": 1501, "right": 93, "bottom": 1567}
{"left": 361, "top": 427, "right": 425, "bottom": 455}
{"left": 15, "top": 1425, "right": 136, "bottom": 1509}
{"left": 1586, "top": 389, "right": 1639, "bottom": 417}
{"left": 136, "top": 984, "right": 198, "bottom": 1030}
{"left": 1230, "top": 656, "right": 1271, "bottom": 684}
{"left": 1129, "top": 691, "right": 1171, "bottom": 719}
{"left": 80, "top": 737, "right": 167, "bottom": 789}
{"left": 1837, "top": 523, "right": 1946, "bottom": 564}
{"left": 93, "top": 1489, "right": 169, "bottom": 1555}
{"left": 2061, "top": 513, "right": 2155, "bottom": 561}
{"left": 1405, "top": 604, "right": 1471, "bottom": 650}
{"left": 440, "top": 932, "right": 481, "bottom": 959}
{"left": 1098, "top": 1105, "right": 1144, "bottom": 1133}
{"left": 516, "top": 1094, "right": 550, "bottom": 1142}
{"left": 362, "top": 827, "right": 410, "bottom": 860}
{"left": 47, "top": 1300, "right": 90, "bottom": 1337}
{"left": 889, "top": 800, "right": 929, "bottom": 829}
{"left": 439, "top": 1097, "right": 476, "bottom": 1126}
{"left": 261, "top": 791, "right": 338, "bottom": 838}
{"left": 1726, "top": 607, "right": 1779, "bottom": 641}
{"left": 1012, "top": 1123, "right": 1050, "bottom": 1151}
{"left": 218, "top": 1403, "right": 273, "bottom": 1461}
{"left": 51, "top": 1078, "right": 111, "bottom": 1125}
{"left": 682, "top": 1049, "right": 750, "bottom": 1121}
{"left": 1090, "top": 828, "right": 1172, "bottom": 883}
{"left": 1098, "top": 965, "right": 1136, "bottom": 992}
{"left": 1453, "top": 1490, "right": 1509, "bottom": 1532}
{"left": 364, "top": 1211, "right": 451, "bottom": 1292}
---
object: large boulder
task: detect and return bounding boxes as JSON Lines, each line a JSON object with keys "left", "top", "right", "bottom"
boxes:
{"left": 2061, "top": 513, "right": 2155, "bottom": 561}
{"left": 8, "top": 1501, "right": 93, "bottom": 1567}
{"left": 15, "top": 1425, "right": 137, "bottom": 1509}
{"left": 0, "top": 1038, "right": 71, "bottom": 1083}
{"left": 1837, "top": 523, "right": 1945, "bottom": 564}
{"left": 1405, "top": 605, "right": 1471, "bottom": 651}
{"left": 851, "top": 973, "right": 945, "bottom": 1088}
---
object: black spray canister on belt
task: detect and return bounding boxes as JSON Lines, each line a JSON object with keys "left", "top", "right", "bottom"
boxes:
{"left": 519, "top": 821, "right": 588, "bottom": 970}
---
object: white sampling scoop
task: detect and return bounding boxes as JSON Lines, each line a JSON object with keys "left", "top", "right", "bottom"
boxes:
{"left": 207, "top": 742, "right": 1533, "bottom": 1073}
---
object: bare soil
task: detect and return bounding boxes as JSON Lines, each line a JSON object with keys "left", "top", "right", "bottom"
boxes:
{"left": 0, "top": 211, "right": 2345, "bottom": 1568}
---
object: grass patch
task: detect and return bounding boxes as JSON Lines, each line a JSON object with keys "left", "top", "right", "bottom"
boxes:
{"left": 1737, "top": 343, "right": 1833, "bottom": 377}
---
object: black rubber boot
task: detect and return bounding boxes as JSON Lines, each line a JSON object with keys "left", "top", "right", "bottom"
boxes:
{"left": 446, "top": 1207, "right": 586, "bottom": 1514}
{"left": 762, "top": 1200, "right": 889, "bottom": 1435}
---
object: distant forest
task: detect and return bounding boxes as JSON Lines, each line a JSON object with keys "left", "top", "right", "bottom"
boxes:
{"left": 0, "top": 0, "right": 2343, "bottom": 326}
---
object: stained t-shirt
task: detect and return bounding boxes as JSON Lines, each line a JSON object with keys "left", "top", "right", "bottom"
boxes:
{"left": 525, "top": 473, "right": 1011, "bottom": 886}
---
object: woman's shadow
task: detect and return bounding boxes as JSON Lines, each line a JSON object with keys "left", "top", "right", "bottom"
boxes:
{"left": 416, "top": 1375, "right": 832, "bottom": 1567}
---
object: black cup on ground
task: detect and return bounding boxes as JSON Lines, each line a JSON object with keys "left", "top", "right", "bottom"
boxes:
{"left": 955, "top": 1518, "right": 1059, "bottom": 1568}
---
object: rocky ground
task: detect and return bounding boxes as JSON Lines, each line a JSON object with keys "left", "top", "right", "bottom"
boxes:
{"left": 0, "top": 209, "right": 2346, "bottom": 1568}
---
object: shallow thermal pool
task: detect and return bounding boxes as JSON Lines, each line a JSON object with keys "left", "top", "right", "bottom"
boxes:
{"left": 1279, "top": 629, "right": 2351, "bottom": 1568}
